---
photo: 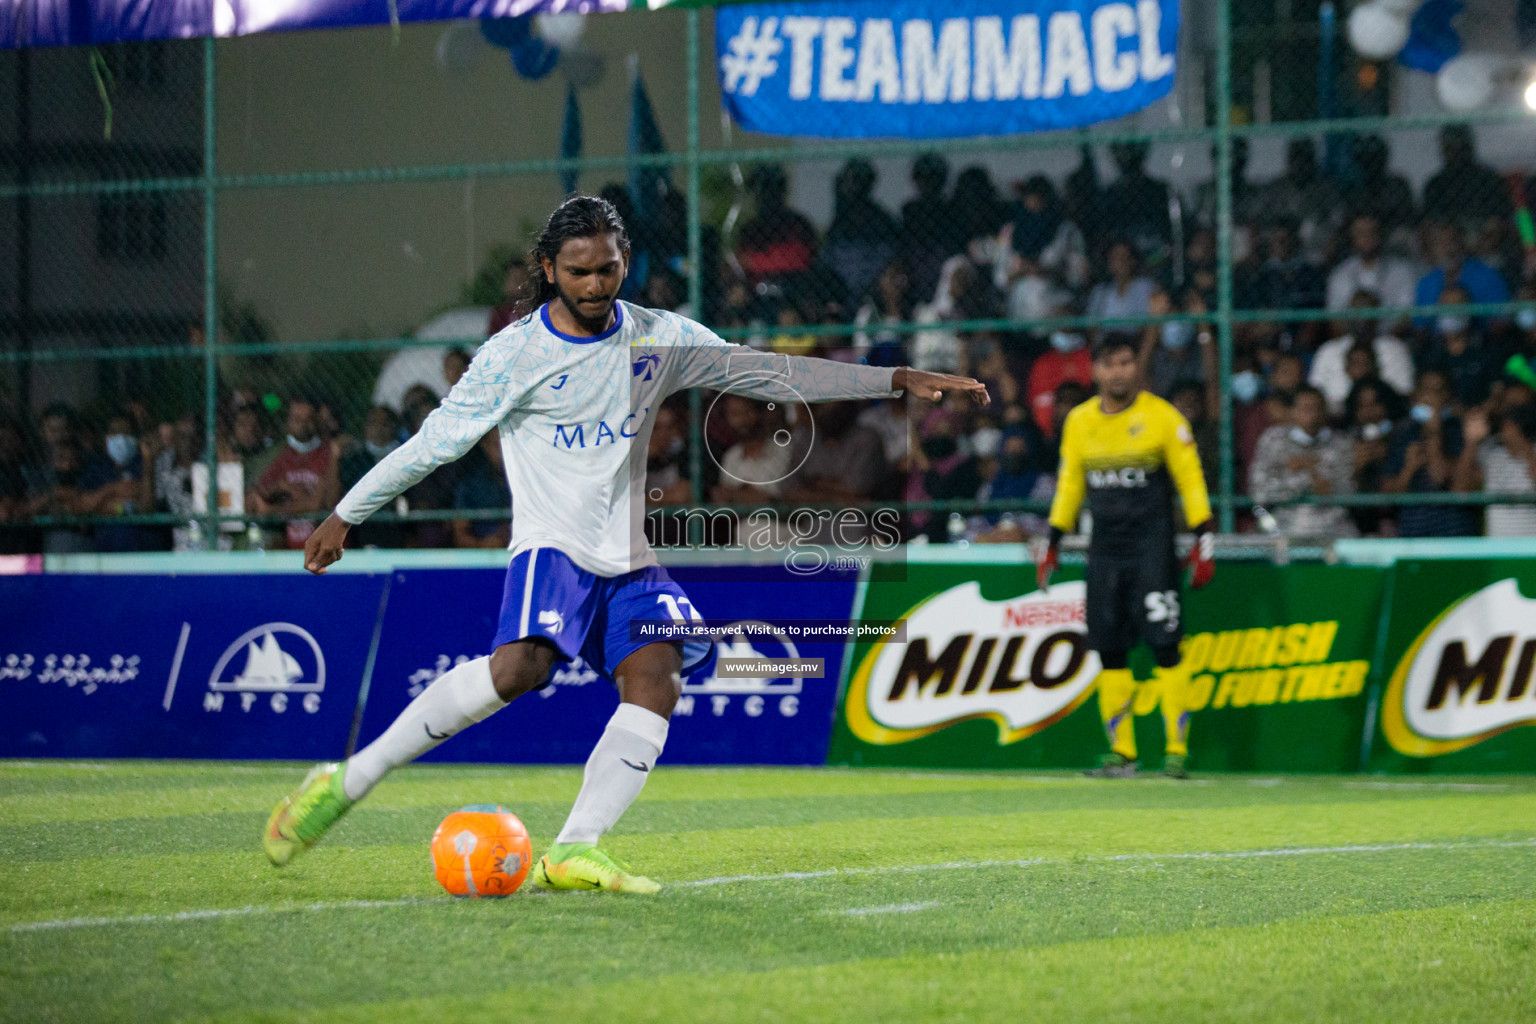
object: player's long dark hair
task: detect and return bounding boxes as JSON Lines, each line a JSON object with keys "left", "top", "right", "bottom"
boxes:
{"left": 525, "top": 195, "right": 632, "bottom": 309}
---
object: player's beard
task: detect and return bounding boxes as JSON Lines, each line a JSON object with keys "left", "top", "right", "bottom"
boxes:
{"left": 555, "top": 282, "right": 618, "bottom": 335}
{"left": 1103, "top": 378, "right": 1138, "bottom": 403}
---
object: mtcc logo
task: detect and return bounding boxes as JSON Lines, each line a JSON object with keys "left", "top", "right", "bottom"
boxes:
{"left": 680, "top": 620, "right": 804, "bottom": 719}
{"left": 205, "top": 623, "right": 326, "bottom": 714}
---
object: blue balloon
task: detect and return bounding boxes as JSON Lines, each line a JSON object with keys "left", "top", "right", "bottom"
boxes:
{"left": 480, "top": 16, "right": 559, "bottom": 81}
{"left": 1399, "top": 0, "right": 1463, "bottom": 74}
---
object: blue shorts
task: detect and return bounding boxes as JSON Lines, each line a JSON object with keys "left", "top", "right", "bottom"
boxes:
{"left": 491, "top": 547, "right": 716, "bottom": 683}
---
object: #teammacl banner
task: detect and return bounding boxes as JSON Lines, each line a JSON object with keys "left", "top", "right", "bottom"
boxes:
{"left": 717, "top": 0, "right": 1178, "bottom": 138}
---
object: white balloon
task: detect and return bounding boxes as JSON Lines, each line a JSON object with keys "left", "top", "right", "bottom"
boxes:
{"left": 535, "top": 12, "right": 587, "bottom": 50}
{"left": 1436, "top": 53, "right": 1504, "bottom": 111}
{"left": 1347, "top": 5, "right": 1410, "bottom": 59}
{"left": 213, "top": 0, "right": 236, "bottom": 37}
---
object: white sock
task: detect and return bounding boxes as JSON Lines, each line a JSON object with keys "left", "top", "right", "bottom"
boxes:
{"left": 342, "top": 656, "right": 505, "bottom": 801}
{"left": 555, "top": 703, "right": 669, "bottom": 846}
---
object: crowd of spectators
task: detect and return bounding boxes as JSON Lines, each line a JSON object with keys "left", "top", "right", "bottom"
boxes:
{"left": 651, "top": 127, "right": 1536, "bottom": 542}
{"left": 5, "top": 125, "right": 1536, "bottom": 552}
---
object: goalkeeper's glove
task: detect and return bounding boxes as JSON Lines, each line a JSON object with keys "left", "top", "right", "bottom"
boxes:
{"left": 1187, "top": 520, "right": 1215, "bottom": 590}
{"left": 1035, "top": 527, "right": 1062, "bottom": 593}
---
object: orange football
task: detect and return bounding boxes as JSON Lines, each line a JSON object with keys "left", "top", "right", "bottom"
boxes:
{"left": 429, "top": 805, "right": 533, "bottom": 898}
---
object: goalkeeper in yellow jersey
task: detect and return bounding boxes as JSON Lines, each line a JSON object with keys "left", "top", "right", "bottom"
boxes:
{"left": 1036, "top": 336, "right": 1216, "bottom": 779}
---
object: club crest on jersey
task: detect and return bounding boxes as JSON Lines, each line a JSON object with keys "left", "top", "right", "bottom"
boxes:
{"left": 632, "top": 353, "right": 661, "bottom": 381}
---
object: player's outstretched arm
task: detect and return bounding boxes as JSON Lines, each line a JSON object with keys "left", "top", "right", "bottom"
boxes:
{"left": 307, "top": 344, "right": 524, "bottom": 576}
{"left": 892, "top": 367, "right": 990, "bottom": 406}
{"left": 668, "top": 329, "right": 988, "bottom": 406}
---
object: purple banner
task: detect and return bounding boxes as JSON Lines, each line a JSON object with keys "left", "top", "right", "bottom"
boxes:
{"left": 0, "top": 0, "right": 627, "bottom": 50}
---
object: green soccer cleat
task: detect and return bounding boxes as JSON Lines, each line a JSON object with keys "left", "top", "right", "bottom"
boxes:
{"left": 263, "top": 762, "right": 355, "bottom": 866}
{"left": 1082, "top": 752, "right": 1138, "bottom": 779}
{"left": 531, "top": 842, "right": 661, "bottom": 895}
{"left": 1163, "top": 753, "right": 1190, "bottom": 780}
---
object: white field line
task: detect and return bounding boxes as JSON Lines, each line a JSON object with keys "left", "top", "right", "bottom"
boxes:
{"left": 8, "top": 898, "right": 425, "bottom": 933}
{"left": 676, "top": 837, "right": 1536, "bottom": 887}
{"left": 1342, "top": 781, "right": 1510, "bottom": 792}
{"left": 837, "top": 901, "right": 942, "bottom": 917}
{"left": 8, "top": 837, "right": 1534, "bottom": 935}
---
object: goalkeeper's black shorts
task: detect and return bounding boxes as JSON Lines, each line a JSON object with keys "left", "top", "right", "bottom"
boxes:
{"left": 1084, "top": 543, "right": 1183, "bottom": 655}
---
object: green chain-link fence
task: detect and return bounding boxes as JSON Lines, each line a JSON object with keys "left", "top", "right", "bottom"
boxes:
{"left": 3, "top": 4, "right": 1536, "bottom": 555}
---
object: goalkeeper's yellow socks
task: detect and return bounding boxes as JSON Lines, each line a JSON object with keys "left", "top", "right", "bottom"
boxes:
{"left": 1155, "top": 662, "right": 1191, "bottom": 757}
{"left": 1095, "top": 668, "right": 1137, "bottom": 761}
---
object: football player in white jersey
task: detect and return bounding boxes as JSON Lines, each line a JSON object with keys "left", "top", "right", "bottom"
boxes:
{"left": 262, "top": 196, "right": 988, "bottom": 892}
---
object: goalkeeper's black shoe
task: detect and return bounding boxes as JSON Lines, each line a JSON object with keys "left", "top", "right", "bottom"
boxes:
{"left": 1083, "top": 753, "right": 1137, "bottom": 778}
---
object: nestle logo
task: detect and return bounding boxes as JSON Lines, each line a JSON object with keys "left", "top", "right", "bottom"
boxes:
{"left": 1003, "top": 600, "right": 1085, "bottom": 630}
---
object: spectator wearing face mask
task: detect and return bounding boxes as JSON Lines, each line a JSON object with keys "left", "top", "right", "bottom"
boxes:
{"left": 1310, "top": 290, "right": 1414, "bottom": 415}
{"left": 1027, "top": 317, "right": 1095, "bottom": 434}
{"left": 1421, "top": 285, "right": 1501, "bottom": 410}
{"left": 1139, "top": 287, "right": 1212, "bottom": 401}
{"left": 1229, "top": 350, "right": 1299, "bottom": 490}
{"left": 1381, "top": 369, "right": 1477, "bottom": 537}
{"left": 1344, "top": 377, "right": 1406, "bottom": 535}
{"left": 85, "top": 410, "right": 157, "bottom": 552}
{"left": 247, "top": 399, "right": 340, "bottom": 550}
{"left": 1455, "top": 404, "right": 1536, "bottom": 537}
{"left": 1228, "top": 355, "right": 1268, "bottom": 485}
{"left": 980, "top": 427, "right": 1043, "bottom": 501}
{"left": 1249, "top": 386, "right": 1356, "bottom": 538}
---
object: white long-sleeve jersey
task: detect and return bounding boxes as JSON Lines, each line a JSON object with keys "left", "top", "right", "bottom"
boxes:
{"left": 335, "top": 301, "right": 902, "bottom": 576}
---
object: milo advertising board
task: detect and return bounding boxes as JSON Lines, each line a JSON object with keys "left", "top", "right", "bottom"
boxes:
{"left": 830, "top": 560, "right": 1385, "bottom": 771}
{"left": 1370, "top": 560, "right": 1536, "bottom": 773}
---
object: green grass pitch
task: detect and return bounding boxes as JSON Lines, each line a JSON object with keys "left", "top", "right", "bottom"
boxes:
{"left": 2, "top": 761, "right": 1534, "bottom": 1024}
